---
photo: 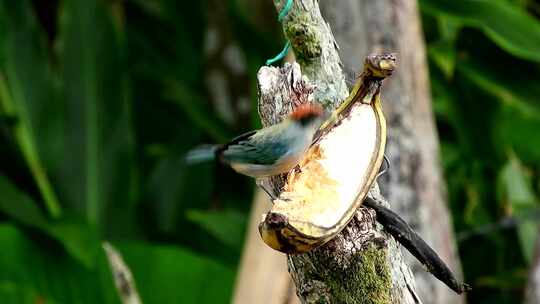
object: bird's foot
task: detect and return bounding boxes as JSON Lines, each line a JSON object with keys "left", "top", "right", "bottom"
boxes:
{"left": 256, "top": 179, "right": 278, "bottom": 201}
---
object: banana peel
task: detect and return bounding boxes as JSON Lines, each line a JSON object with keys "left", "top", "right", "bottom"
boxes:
{"left": 259, "top": 53, "right": 396, "bottom": 254}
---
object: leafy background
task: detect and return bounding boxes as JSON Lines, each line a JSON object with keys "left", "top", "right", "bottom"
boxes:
{"left": 0, "top": 0, "right": 540, "bottom": 303}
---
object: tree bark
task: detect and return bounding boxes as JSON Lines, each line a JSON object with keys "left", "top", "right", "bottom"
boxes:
{"left": 252, "top": 1, "right": 421, "bottom": 303}
{"left": 235, "top": 0, "right": 463, "bottom": 303}
{"left": 257, "top": 60, "right": 418, "bottom": 303}
{"left": 319, "top": 1, "right": 465, "bottom": 303}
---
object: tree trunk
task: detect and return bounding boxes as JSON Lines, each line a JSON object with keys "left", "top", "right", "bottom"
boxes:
{"left": 526, "top": 232, "right": 540, "bottom": 304}
{"left": 254, "top": 1, "right": 420, "bottom": 303}
{"left": 319, "top": 1, "right": 465, "bottom": 303}
{"left": 234, "top": 0, "right": 463, "bottom": 303}
{"left": 256, "top": 60, "right": 418, "bottom": 303}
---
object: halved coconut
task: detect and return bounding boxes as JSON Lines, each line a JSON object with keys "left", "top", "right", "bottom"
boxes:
{"left": 259, "top": 95, "right": 386, "bottom": 253}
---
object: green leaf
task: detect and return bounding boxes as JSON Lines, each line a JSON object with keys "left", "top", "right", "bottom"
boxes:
{"left": 0, "top": 224, "right": 120, "bottom": 304}
{"left": 430, "top": 65, "right": 496, "bottom": 159}
{"left": 420, "top": 0, "right": 540, "bottom": 62}
{"left": 476, "top": 267, "right": 527, "bottom": 289}
{"left": 162, "top": 80, "right": 230, "bottom": 142}
{"left": 46, "top": 219, "right": 103, "bottom": 269}
{"left": 116, "top": 241, "right": 235, "bottom": 304}
{"left": 453, "top": 55, "right": 540, "bottom": 162}
{"left": 494, "top": 106, "right": 540, "bottom": 162}
{"left": 0, "top": 175, "right": 48, "bottom": 227}
{"left": 430, "top": 71, "right": 457, "bottom": 124}
{"left": 146, "top": 156, "right": 214, "bottom": 233}
{"left": 428, "top": 16, "right": 461, "bottom": 78}
{"left": 0, "top": 175, "right": 102, "bottom": 268}
{"left": 457, "top": 61, "right": 540, "bottom": 119}
{"left": 58, "top": 0, "right": 135, "bottom": 230}
{"left": 0, "top": 280, "right": 56, "bottom": 304}
{"left": 429, "top": 39, "right": 457, "bottom": 79}
{"left": 129, "top": 0, "right": 166, "bottom": 19}
{"left": 498, "top": 154, "right": 538, "bottom": 263}
{"left": 0, "top": 0, "right": 62, "bottom": 218}
{"left": 186, "top": 209, "right": 247, "bottom": 249}
{"left": 498, "top": 155, "right": 536, "bottom": 207}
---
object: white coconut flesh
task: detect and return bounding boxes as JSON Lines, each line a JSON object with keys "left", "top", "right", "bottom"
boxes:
{"left": 267, "top": 102, "right": 383, "bottom": 239}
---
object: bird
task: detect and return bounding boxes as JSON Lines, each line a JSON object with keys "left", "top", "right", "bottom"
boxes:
{"left": 185, "top": 103, "right": 327, "bottom": 198}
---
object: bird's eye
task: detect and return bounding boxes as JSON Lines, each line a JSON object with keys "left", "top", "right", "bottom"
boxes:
{"left": 299, "top": 116, "right": 314, "bottom": 126}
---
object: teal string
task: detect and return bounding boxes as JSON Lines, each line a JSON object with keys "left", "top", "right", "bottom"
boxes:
{"left": 266, "top": 0, "right": 293, "bottom": 66}
{"left": 265, "top": 42, "right": 291, "bottom": 66}
{"left": 278, "top": 0, "right": 293, "bottom": 21}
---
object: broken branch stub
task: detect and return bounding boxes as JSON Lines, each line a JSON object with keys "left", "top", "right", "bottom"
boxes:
{"left": 258, "top": 54, "right": 396, "bottom": 254}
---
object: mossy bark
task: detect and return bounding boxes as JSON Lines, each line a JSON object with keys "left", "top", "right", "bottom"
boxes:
{"left": 273, "top": 0, "right": 348, "bottom": 109}
{"left": 291, "top": 245, "right": 392, "bottom": 304}
{"left": 286, "top": 213, "right": 394, "bottom": 304}
{"left": 319, "top": 1, "right": 464, "bottom": 303}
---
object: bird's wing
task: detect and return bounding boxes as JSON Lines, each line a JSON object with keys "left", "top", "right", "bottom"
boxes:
{"left": 184, "top": 144, "right": 218, "bottom": 164}
{"left": 219, "top": 130, "right": 288, "bottom": 165}
{"left": 221, "top": 130, "right": 258, "bottom": 149}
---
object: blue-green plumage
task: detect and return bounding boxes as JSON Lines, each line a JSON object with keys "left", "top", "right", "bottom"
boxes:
{"left": 185, "top": 103, "right": 326, "bottom": 178}
{"left": 219, "top": 131, "right": 289, "bottom": 165}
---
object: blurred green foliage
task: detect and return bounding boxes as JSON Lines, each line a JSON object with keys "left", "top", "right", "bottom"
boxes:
{"left": 0, "top": 0, "right": 258, "bottom": 303}
{"left": 0, "top": 0, "right": 540, "bottom": 303}
{"left": 422, "top": 0, "right": 540, "bottom": 302}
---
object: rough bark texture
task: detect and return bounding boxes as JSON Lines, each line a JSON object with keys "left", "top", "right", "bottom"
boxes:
{"left": 235, "top": 0, "right": 463, "bottom": 303}
{"left": 319, "top": 1, "right": 465, "bottom": 303}
{"left": 253, "top": 1, "right": 421, "bottom": 302}
{"left": 257, "top": 61, "right": 418, "bottom": 303}
{"left": 526, "top": 233, "right": 540, "bottom": 304}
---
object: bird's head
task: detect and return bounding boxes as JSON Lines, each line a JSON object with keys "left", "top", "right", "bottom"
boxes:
{"left": 289, "top": 103, "right": 326, "bottom": 128}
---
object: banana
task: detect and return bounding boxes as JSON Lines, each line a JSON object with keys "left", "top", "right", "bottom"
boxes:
{"left": 259, "top": 53, "right": 396, "bottom": 254}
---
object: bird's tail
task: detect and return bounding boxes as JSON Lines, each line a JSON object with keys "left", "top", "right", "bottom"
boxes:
{"left": 184, "top": 144, "right": 219, "bottom": 164}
